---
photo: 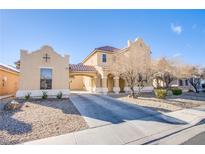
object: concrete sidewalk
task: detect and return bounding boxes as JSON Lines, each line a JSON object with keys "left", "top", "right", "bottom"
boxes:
{"left": 23, "top": 105, "right": 205, "bottom": 145}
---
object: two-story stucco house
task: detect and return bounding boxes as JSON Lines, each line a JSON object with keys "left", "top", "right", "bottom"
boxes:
{"left": 16, "top": 37, "right": 151, "bottom": 97}
{"left": 70, "top": 37, "right": 151, "bottom": 94}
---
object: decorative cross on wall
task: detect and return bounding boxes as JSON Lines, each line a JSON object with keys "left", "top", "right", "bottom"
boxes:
{"left": 43, "top": 53, "right": 50, "bottom": 62}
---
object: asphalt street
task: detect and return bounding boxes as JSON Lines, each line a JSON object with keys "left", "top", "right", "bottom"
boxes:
{"left": 182, "top": 131, "right": 205, "bottom": 145}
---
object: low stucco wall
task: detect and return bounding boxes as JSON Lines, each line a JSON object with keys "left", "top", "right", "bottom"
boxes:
{"left": 16, "top": 89, "right": 70, "bottom": 98}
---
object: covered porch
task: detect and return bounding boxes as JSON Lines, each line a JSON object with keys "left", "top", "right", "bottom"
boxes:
{"left": 69, "top": 64, "right": 98, "bottom": 93}
{"left": 69, "top": 64, "right": 130, "bottom": 94}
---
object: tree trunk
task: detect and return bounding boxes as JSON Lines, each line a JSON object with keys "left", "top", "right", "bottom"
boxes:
{"left": 130, "top": 87, "right": 135, "bottom": 98}
{"left": 194, "top": 86, "right": 199, "bottom": 93}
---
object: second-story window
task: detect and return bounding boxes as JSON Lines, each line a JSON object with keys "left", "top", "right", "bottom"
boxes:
{"left": 102, "top": 53, "right": 107, "bottom": 63}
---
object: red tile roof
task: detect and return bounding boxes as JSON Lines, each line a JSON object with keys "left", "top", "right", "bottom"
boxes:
{"left": 69, "top": 64, "right": 96, "bottom": 72}
{"left": 95, "top": 46, "right": 120, "bottom": 52}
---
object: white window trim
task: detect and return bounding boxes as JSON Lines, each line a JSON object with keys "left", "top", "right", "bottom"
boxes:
{"left": 40, "top": 67, "right": 53, "bottom": 90}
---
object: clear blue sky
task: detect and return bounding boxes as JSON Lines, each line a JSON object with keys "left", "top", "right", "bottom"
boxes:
{"left": 0, "top": 10, "right": 205, "bottom": 66}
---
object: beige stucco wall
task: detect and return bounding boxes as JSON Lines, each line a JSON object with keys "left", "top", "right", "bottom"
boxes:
{"left": 83, "top": 52, "right": 98, "bottom": 66}
{"left": 117, "top": 38, "right": 151, "bottom": 73}
{"left": 97, "top": 51, "right": 115, "bottom": 67}
{"left": 0, "top": 69, "right": 19, "bottom": 96}
{"left": 19, "top": 45, "right": 69, "bottom": 91}
{"left": 83, "top": 51, "right": 115, "bottom": 68}
{"left": 70, "top": 76, "right": 84, "bottom": 90}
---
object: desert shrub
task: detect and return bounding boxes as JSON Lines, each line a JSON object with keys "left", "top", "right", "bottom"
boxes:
{"left": 154, "top": 88, "right": 167, "bottom": 99}
{"left": 24, "top": 92, "right": 31, "bottom": 100}
{"left": 171, "top": 88, "right": 182, "bottom": 95}
{"left": 42, "top": 91, "right": 48, "bottom": 99}
{"left": 56, "top": 91, "right": 63, "bottom": 99}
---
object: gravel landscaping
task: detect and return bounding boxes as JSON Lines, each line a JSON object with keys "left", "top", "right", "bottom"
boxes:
{"left": 108, "top": 92, "right": 205, "bottom": 113}
{"left": 0, "top": 98, "right": 88, "bottom": 144}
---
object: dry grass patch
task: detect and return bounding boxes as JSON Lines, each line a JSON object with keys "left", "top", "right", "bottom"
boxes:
{"left": 119, "top": 97, "right": 182, "bottom": 113}
{"left": 108, "top": 92, "right": 205, "bottom": 113}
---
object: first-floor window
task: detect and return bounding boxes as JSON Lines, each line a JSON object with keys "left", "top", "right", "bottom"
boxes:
{"left": 179, "top": 79, "right": 183, "bottom": 86}
{"left": 40, "top": 68, "right": 52, "bottom": 89}
{"left": 185, "top": 79, "right": 189, "bottom": 86}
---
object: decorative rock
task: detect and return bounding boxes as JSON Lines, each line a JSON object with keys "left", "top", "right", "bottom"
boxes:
{"left": 4, "top": 100, "right": 21, "bottom": 110}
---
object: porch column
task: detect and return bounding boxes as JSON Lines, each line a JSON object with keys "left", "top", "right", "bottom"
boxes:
{"left": 102, "top": 77, "right": 108, "bottom": 94}
{"left": 94, "top": 76, "right": 101, "bottom": 93}
{"left": 124, "top": 80, "right": 130, "bottom": 94}
{"left": 113, "top": 76, "right": 120, "bottom": 94}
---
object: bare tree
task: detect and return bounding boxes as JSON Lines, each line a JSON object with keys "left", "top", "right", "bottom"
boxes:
{"left": 173, "top": 63, "right": 201, "bottom": 93}
{"left": 112, "top": 48, "right": 150, "bottom": 97}
{"left": 188, "top": 77, "right": 200, "bottom": 93}
{"left": 186, "top": 66, "right": 201, "bottom": 93}
{"left": 151, "top": 57, "right": 176, "bottom": 89}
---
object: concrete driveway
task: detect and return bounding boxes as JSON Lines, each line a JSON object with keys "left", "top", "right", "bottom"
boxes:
{"left": 24, "top": 93, "right": 205, "bottom": 145}
{"left": 56, "top": 93, "right": 187, "bottom": 144}
{"left": 70, "top": 93, "right": 186, "bottom": 128}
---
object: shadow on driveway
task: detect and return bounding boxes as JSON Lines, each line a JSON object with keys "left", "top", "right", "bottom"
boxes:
{"left": 71, "top": 94, "right": 187, "bottom": 125}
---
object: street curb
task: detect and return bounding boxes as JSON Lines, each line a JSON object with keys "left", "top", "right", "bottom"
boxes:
{"left": 151, "top": 124, "right": 205, "bottom": 145}
{"left": 126, "top": 116, "right": 205, "bottom": 145}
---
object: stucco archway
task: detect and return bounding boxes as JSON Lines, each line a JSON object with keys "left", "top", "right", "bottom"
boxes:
{"left": 69, "top": 64, "right": 97, "bottom": 92}
{"left": 69, "top": 74, "right": 97, "bottom": 91}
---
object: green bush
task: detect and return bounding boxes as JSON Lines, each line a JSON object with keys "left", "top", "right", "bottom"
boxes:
{"left": 56, "top": 91, "right": 63, "bottom": 99}
{"left": 24, "top": 92, "right": 31, "bottom": 100}
{"left": 42, "top": 91, "right": 48, "bottom": 99}
{"left": 154, "top": 88, "right": 167, "bottom": 99}
{"left": 171, "top": 88, "right": 182, "bottom": 95}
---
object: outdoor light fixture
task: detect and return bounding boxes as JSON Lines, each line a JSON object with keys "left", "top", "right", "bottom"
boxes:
{"left": 2, "top": 76, "right": 7, "bottom": 87}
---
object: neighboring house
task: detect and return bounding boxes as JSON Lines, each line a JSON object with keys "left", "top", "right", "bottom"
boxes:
{"left": 175, "top": 78, "right": 205, "bottom": 92}
{"left": 16, "top": 37, "right": 151, "bottom": 97}
{"left": 0, "top": 63, "right": 20, "bottom": 96}
{"left": 200, "top": 79, "right": 205, "bottom": 91}
{"left": 152, "top": 72, "right": 192, "bottom": 91}
{"left": 152, "top": 74, "right": 205, "bottom": 92}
